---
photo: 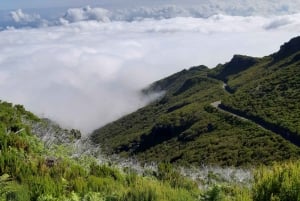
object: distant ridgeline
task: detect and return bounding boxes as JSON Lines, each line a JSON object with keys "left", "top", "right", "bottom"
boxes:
{"left": 1, "top": 36, "right": 300, "bottom": 201}
{"left": 91, "top": 36, "right": 300, "bottom": 167}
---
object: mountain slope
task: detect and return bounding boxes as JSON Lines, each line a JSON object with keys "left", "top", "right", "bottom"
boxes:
{"left": 91, "top": 38, "right": 300, "bottom": 167}
{"left": 2, "top": 98, "right": 300, "bottom": 201}
{"left": 220, "top": 36, "right": 300, "bottom": 144}
{"left": 0, "top": 100, "right": 202, "bottom": 200}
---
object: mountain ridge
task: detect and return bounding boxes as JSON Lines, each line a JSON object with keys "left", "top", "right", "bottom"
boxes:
{"left": 91, "top": 35, "right": 300, "bottom": 167}
{"left": 273, "top": 36, "right": 300, "bottom": 62}
{"left": 1, "top": 35, "right": 300, "bottom": 201}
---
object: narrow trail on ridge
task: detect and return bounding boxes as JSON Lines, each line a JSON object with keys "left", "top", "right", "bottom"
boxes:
{"left": 210, "top": 81, "right": 300, "bottom": 147}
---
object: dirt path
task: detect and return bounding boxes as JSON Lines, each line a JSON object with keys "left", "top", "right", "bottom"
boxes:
{"left": 210, "top": 82, "right": 300, "bottom": 146}
{"left": 210, "top": 100, "right": 248, "bottom": 122}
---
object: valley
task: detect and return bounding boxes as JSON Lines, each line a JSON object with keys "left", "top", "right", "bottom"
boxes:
{"left": 91, "top": 37, "right": 300, "bottom": 167}
{"left": 1, "top": 36, "right": 300, "bottom": 201}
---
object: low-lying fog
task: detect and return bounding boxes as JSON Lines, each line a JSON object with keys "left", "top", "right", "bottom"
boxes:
{"left": 0, "top": 5, "right": 299, "bottom": 133}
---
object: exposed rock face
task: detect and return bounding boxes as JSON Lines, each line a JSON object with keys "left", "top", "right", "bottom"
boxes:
{"left": 213, "top": 55, "right": 258, "bottom": 81}
{"left": 208, "top": 55, "right": 259, "bottom": 82}
{"left": 273, "top": 36, "right": 300, "bottom": 61}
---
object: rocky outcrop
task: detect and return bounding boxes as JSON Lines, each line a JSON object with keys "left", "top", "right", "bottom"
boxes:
{"left": 273, "top": 36, "right": 300, "bottom": 62}
{"left": 209, "top": 55, "right": 258, "bottom": 82}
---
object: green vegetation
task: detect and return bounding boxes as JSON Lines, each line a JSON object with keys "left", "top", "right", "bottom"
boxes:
{"left": 203, "top": 160, "right": 300, "bottom": 201}
{"left": 91, "top": 36, "right": 300, "bottom": 167}
{"left": 0, "top": 100, "right": 202, "bottom": 200}
{"left": 221, "top": 37, "right": 300, "bottom": 141}
{"left": 2, "top": 36, "right": 300, "bottom": 200}
{"left": 208, "top": 54, "right": 259, "bottom": 82}
{"left": 253, "top": 161, "right": 300, "bottom": 201}
{"left": 1, "top": 98, "right": 299, "bottom": 200}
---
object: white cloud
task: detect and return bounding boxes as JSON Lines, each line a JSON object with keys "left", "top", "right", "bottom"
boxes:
{"left": 10, "top": 9, "right": 39, "bottom": 23}
{"left": 9, "top": 9, "right": 48, "bottom": 27}
{"left": 62, "top": 6, "right": 111, "bottom": 23}
{"left": 0, "top": 11, "right": 299, "bottom": 134}
{"left": 3, "top": 1, "right": 300, "bottom": 29}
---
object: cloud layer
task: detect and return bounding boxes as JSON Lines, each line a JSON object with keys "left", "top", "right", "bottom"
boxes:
{"left": 0, "top": 7, "right": 299, "bottom": 133}
{"left": 2, "top": 1, "right": 300, "bottom": 30}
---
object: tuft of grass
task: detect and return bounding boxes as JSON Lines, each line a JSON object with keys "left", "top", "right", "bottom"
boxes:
{"left": 253, "top": 161, "right": 300, "bottom": 201}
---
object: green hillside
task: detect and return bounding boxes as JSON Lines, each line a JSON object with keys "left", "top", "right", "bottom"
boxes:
{"left": 0, "top": 100, "right": 203, "bottom": 200}
{"left": 220, "top": 37, "right": 300, "bottom": 144}
{"left": 3, "top": 99, "right": 300, "bottom": 201}
{"left": 91, "top": 36, "right": 300, "bottom": 167}
{"left": 2, "top": 36, "right": 300, "bottom": 201}
{"left": 1, "top": 95, "right": 287, "bottom": 201}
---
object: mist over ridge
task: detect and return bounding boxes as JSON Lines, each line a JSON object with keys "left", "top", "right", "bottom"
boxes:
{"left": 0, "top": 3, "right": 299, "bottom": 133}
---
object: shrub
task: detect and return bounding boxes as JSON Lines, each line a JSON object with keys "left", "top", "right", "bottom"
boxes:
{"left": 253, "top": 161, "right": 300, "bottom": 201}
{"left": 200, "top": 185, "right": 224, "bottom": 201}
{"left": 121, "top": 187, "right": 158, "bottom": 201}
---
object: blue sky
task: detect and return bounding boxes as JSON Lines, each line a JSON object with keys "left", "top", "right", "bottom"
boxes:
{"left": 1, "top": 0, "right": 300, "bottom": 15}
{"left": 0, "top": 0, "right": 165, "bottom": 10}
{"left": 0, "top": 0, "right": 299, "bottom": 132}
{"left": 0, "top": 0, "right": 99, "bottom": 10}
{"left": 0, "top": 0, "right": 222, "bottom": 10}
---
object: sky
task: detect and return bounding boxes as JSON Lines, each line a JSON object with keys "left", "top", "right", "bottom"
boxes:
{"left": 0, "top": 1, "right": 299, "bottom": 134}
{"left": 0, "top": 0, "right": 95, "bottom": 9}
{"left": 1, "top": 0, "right": 190, "bottom": 10}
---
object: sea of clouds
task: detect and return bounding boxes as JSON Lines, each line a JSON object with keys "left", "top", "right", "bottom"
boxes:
{"left": 0, "top": 5, "right": 299, "bottom": 134}
{"left": 2, "top": 2, "right": 300, "bottom": 29}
